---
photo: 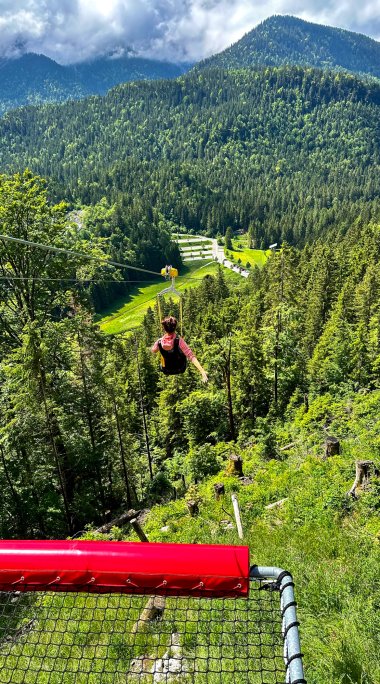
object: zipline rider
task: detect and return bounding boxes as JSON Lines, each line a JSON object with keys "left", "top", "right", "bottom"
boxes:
{"left": 151, "top": 316, "right": 208, "bottom": 382}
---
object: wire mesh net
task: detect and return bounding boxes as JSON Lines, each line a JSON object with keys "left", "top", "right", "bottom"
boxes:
{"left": 0, "top": 578, "right": 286, "bottom": 684}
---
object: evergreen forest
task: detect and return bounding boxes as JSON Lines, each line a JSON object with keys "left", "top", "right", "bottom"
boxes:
{"left": 0, "top": 28, "right": 380, "bottom": 684}
{"left": 0, "top": 53, "right": 187, "bottom": 115}
{"left": 200, "top": 15, "right": 380, "bottom": 79}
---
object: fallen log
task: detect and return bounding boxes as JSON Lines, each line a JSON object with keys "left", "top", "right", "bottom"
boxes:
{"left": 95, "top": 510, "right": 139, "bottom": 534}
{"left": 265, "top": 498, "right": 288, "bottom": 510}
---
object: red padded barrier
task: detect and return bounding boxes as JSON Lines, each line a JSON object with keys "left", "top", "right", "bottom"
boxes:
{"left": 0, "top": 541, "right": 249, "bottom": 598}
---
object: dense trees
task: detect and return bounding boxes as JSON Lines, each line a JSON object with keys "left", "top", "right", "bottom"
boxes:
{"left": 0, "top": 53, "right": 187, "bottom": 115}
{"left": 0, "top": 67, "right": 379, "bottom": 252}
{"left": 2, "top": 170, "right": 379, "bottom": 538}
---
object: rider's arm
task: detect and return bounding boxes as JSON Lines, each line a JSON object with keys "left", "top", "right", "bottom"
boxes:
{"left": 191, "top": 356, "right": 209, "bottom": 383}
{"left": 178, "top": 338, "right": 208, "bottom": 382}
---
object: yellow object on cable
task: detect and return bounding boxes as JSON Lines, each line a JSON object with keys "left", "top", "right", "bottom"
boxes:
{"left": 157, "top": 265, "right": 183, "bottom": 334}
{"left": 161, "top": 266, "right": 178, "bottom": 278}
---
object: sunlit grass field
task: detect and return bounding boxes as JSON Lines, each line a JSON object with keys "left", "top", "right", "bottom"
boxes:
{"left": 225, "top": 236, "right": 270, "bottom": 268}
{"left": 98, "top": 261, "right": 237, "bottom": 335}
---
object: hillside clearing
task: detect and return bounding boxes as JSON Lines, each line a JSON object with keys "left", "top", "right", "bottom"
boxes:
{"left": 98, "top": 261, "right": 238, "bottom": 334}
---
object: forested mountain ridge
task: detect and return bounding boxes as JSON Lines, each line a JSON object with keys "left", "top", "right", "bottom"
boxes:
{"left": 0, "top": 52, "right": 188, "bottom": 115}
{"left": 199, "top": 15, "right": 380, "bottom": 79}
{"left": 1, "top": 66, "right": 379, "bottom": 247}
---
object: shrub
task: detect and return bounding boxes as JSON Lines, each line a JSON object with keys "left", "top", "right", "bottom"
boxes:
{"left": 184, "top": 444, "right": 223, "bottom": 482}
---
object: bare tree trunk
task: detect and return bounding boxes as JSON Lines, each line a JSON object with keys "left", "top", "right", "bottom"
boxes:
{"left": 78, "top": 332, "right": 106, "bottom": 512}
{"left": 214, "top": 483, "right": 225, "bottom": 499}
{"left": 227, "top": 454, "right": 244, "bottom": 477}
{"left": 224, "top": 334, "right": 236, "bottom": 441}
{"left": 110, "top": 390, "right": 133, "bottom": 508}
{"left": 135, "top": 337, "right": 153, "bottom": 480}
{"left": 186, "top": 500, "right": 199, "bottom": 516}
{"left": 37, "top": 356, "right": 74, "bottom": 535}
{"left": 19, "top": 446, "right": 47, "bottom": 537}
{"left": 0, "top": 445, "right": 28, "bottom": 537}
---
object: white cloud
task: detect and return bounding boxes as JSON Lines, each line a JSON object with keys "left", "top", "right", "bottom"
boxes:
{"left": 0, "top": 0, "right": 379, "bottom": 64}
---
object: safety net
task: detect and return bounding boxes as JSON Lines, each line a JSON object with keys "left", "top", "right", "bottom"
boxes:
{"left": 0, "top": 541, "right": 305, "bottom": 684}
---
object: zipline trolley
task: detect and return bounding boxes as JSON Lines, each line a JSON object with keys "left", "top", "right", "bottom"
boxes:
{"left": 157, "top": 265, "right": 183, "bottom": 333}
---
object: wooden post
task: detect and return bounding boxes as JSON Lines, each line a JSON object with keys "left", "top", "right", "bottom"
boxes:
{"left": 129, "top": 517, "right": 167, "bottom": 634}
{"left": 346, "top": 460, "right": 377, "bottom": 499}
{"left": 227, "top": 454, "right": 244, "bottom": 477}
{"left": 131, "top": 596, "right": 166, "bottom": 633}
{"left": 130, "top": 518, "right": 149, "bottom": 542}
{"left": 214, "top": 483, "right": 225, "bottom": 500}
{"left": 231, "top": 494, "right": 244, "bottom": 539}
{"left": 324, "top": 436, "right": 340, "bottom": 459}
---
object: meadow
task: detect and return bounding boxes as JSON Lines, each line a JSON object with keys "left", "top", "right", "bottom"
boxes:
{"left": 225, "top": 236, "right": 270, "bottom": 268}
{"left": 98, "top": 261, "right": 237, "bottom": 335}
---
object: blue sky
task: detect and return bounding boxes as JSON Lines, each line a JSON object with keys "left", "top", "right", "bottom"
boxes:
{"left": 0, "top": 0, "right": 379, "bottom": 64}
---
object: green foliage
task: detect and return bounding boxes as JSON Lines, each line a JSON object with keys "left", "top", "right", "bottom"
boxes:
{"left": 0, "top": 67, "right": 379, "bottom": 249}
{"left": 178, "top": 389, "right": 229, "bottom": 445}
{"left": 225, "top": 227, "right": 233, "bottom": 250}
{"left": 1, "top": 55, "right": 380, "bottom": 683}
{"left": 184, "top": 444, "right": 224, "bottom": 482}
{"left": 0, "top": 53, "right": 186, "bottom": 115}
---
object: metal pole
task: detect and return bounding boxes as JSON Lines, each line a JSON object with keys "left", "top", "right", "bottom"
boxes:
{"left": 250, "top": 566, "right": 306, "bottom": 683}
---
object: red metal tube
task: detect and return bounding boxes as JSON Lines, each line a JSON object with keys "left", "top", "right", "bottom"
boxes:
{"left": 0, "top": 541, "right": 249, "bottom": 597}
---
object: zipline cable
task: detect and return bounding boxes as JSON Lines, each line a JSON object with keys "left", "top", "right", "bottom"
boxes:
{"left": 0, "top": 275, "right": 215, "bottom": 283}
{"left": 0, "top": 233, "right": 162, "bottom": 277}
{"left": 0, "top": 235, "right": 221, "bottom": 282}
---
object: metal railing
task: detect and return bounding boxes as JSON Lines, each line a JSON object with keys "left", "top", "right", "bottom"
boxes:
{"left": 0, "top": 542, "right": 305, "bottom": 683}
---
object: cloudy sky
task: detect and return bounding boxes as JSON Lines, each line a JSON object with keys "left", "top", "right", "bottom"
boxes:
{"left": 1, "top": 0, "right": 380, "bottom": 64}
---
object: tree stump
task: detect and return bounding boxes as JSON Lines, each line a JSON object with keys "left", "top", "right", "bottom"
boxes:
{"left": 227, "top": 454, "right": 244, "bottom": 477}
{"left": 346, "top": 460, "right": 377, "bottom": 499}
{"left": 186, "top": 500, "right": 199, "bottom": 517}
{"left": 131, "top": 596, "right": 166, "bottom": 634}
{"left": 324, "top": 436, "right": 340, "bottom": 459}
{"left": 214, "top": 483, "right": 225, "bottom": 500}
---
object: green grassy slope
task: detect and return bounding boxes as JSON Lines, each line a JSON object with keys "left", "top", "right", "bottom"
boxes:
{"left": 130, "top": 390, "right": 380, "bottom": 684}
{"left": 98, "top": 261, "right": 238, "bottom": 334}
{"left": 225, "top": 237, "right": 270, "bottom": 267}
{"left": 0, "top": 391, "right": 379, "bottom": 683}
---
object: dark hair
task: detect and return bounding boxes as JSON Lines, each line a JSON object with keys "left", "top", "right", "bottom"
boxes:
{"left": 162, "top": 316, "right": 177, "bottom": 333}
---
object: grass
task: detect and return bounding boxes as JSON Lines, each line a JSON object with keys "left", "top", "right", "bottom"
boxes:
{"left": 138, "top": 390, "right": 380, "bottom": 684}
{"left": 225, "top": 236, "right": 269, "bottom": 268}
{"left": 98, "top": 261, "right": 236, "bottom": 335}
{"left": 0, "top": 589, "right": 284, "bottom": 683}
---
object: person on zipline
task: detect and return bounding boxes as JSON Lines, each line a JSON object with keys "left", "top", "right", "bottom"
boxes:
{"left": 151, "top": 316, "right": 208, "bottom": 382}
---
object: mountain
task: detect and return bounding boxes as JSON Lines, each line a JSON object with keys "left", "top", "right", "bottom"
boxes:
{"left": 1, "top": 66, "right": 379, "bottom": 247}
{"left": 199, "top": 15, "right": 380, "bottom": 79}
{"left": 0, "top": 52, "right": 189, "bottom": 115}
